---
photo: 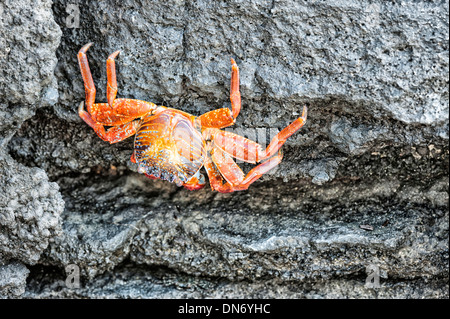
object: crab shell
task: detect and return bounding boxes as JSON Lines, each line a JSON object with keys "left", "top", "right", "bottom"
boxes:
{"left": 133, "top": 109, "right": 206, "bottom": 187}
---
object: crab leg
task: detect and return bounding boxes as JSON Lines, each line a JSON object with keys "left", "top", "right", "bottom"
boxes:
{"left": 106, "top": 50, "right": 120, "bottom": 107}
{"left": 196, "top": 58, "right": 241, "bottom": 129}
{"left": 229, "top": 58, "right": 241, "bottom": 119}
{"left": 78, "top": 44, "right": 161, "bottom": 144}
{"left": 196, "top": 108, "right": 235, "bottom": 129}
{"left": 78, "top": 43, "right": 96, "bottom": 115}
{"left": 201, "top": 106, "right": 307, "bottom": 192}
{"left": 208, "top": 106, "right": 307, "bottom": 162}
{"left": 262, "top": 106, "right": 307, "bottom": 160}
{"left": 79, "top": 44, "right": 122, "bottom": 111}
{"left": 78, "top": 102, "right": 140, "bottom": 143}
{"left": 204, "top": 145, "right": 283, "bottom": 193}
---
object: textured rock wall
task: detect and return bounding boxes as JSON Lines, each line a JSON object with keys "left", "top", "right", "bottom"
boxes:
{"left": 0, "top": 0, "right": 64, "bottom": 298}
{"left": 0, "top": 0, "right": 448, "bottom": 298}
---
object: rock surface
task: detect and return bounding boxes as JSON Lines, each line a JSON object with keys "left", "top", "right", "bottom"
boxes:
{"left": 0, "top": 0, "right": 61, "bottom": 148}
{"left": 0, "top": 153, "right": 63, "bottom": 265}
{"left": 0, "top": 262, "right": 29, "bottom": 298}
{"left": 0, "top": 0, "right": 448, "bottom": 299}
{"left": 0, "top": 0, "right": 64, "bottom": 298}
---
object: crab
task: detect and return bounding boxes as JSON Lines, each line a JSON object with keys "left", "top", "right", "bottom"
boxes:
{"left": 77, "top": 43, "right": 307, "bottom": 193}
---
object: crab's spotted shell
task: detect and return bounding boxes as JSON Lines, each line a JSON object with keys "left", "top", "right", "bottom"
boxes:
{"left": 134, "top": 110, "right": 205, "bottom": 186}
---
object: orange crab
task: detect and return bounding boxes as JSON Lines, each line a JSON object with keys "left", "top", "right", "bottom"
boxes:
{"left": 77, "top": 43, "right": 307, "bottom": 193}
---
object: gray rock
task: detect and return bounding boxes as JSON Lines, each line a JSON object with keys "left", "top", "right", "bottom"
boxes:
{"left": 329, "top": 117, "right": 389, "bottom": 155}
{"left": 42, "top": 199, "right": 144, "bottom": 279}
{"left": 0, "top": 153, "right": 64, "bottom": 265}
{"left": 53, "top": 0, "right": 449, "bottom": 127}
{"left": 32, "top": 165, "right": 447, "bottom": 284}
{"left": 264, "top": 0, "right": 449, "bottom": 125}
{"left": 0, "top": 0, "right": 61, "bottom": 106}
{"left": 23, "top": 263, "right": 449, "bottom": 299}
{"left": 0, "top": 262, "right": 30, "bottom": 298}
{"left": 0, "top": 0, "right": 61, "bottom": 147}
{"left": 0, "top": 104, "right": 35, "bottom": 150}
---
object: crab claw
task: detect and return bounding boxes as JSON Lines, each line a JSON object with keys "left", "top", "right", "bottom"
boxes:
{"left": 79, "top": 42, "right": 93, "bottom": 54}
{"left": 78, "top": 100, "right": 86, "bottom": 113}
{"left": 182, "top": 170, "right": 206, "bottom": 190}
